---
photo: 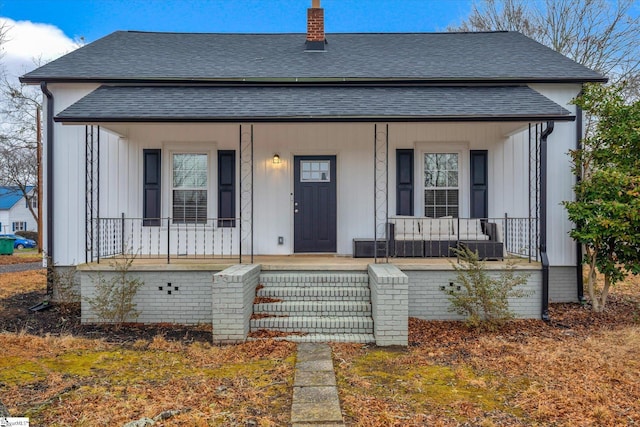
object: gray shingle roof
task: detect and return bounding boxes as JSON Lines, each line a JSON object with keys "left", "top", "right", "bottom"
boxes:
{"left": 23, "top": 31, "right": 604, "bottom": 83}
{"left": 54, "top": 85, "right": 574, "bottom": 122}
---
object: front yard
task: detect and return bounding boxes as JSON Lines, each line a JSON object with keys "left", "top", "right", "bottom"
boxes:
{"left": 334, "top": 276, "right": 640, "bottom": 426}
{"left": 0, "top": 262, "right": 295, "bottom": 426}
{"left": 1, "top": 255, "right": 639, "bottom": 426}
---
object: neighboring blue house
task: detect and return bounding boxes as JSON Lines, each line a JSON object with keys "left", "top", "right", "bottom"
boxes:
{"left": 0, "top": 186, "right": 37, "bottom": 234}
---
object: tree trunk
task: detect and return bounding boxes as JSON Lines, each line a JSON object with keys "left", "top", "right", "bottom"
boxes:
{"left": 597, "top": 275, "right": 612, "bottom": 312}
{"left": 586, "top": 251, "right": 600, "bottom": 312}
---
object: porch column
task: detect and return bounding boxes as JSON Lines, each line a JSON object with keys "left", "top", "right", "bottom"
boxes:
{"left": 239, "top": 124, "right": 254, "bottom": 263}
{"left": 85, "top": 125, "right": 100, "bottom": 264}
{"left": 373, "top": 123, "right": 389, "bottom": 262}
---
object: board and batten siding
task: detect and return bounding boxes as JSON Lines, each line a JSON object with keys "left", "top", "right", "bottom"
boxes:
{"left": 46, "top": 84, "right": 102, "bottom": 266}
{"left": 529, "top": 84, "right": 582, "bottom": 267}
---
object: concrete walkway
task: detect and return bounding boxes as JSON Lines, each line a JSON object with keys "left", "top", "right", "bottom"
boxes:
{"left": 291, "top": 343, "right": 345, "bottom": 426}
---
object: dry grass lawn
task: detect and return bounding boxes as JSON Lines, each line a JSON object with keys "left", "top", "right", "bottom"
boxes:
{"left": 0, "top": 334, "right": 295, "bottom": 426}
{"left": 333, "top": 273, "right": 640, "bottom": 426}
{"left": 1, "top": 260, "right": 639, "bottom": 426}
{"left": 0, "top": 264, "right": 296, "bottom": 426}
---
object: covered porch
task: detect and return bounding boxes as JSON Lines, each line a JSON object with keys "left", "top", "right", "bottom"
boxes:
{"left": 57, "top": 85, "right": 571, "bottom": 266}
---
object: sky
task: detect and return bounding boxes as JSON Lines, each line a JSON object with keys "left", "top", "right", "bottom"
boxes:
{"left": 0, "top": 0, "right": 474, "bottom": 78}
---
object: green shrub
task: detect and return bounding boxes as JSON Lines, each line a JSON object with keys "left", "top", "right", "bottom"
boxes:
{"left": 445, "top": 246, "right": 531, "bottom": 331}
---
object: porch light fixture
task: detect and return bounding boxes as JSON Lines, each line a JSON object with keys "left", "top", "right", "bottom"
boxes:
{"left": 272, "top": 154, "right": 281, "bottom": 164}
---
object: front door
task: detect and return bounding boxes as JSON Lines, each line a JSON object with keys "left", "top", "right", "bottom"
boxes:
{"left": 294, "top": 156, "right": 337, "bottom": 253}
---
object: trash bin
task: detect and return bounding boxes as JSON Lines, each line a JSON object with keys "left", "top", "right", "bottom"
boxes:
{"left": 0, "top": 237, "right": 15, "bottom": 255}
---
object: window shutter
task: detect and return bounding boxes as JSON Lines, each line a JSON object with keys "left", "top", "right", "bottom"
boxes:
{"left": 218, "top": 150, "right": 236, "bottom": 227}
{"left": 143, "top": 149, "right": 161, "bottom": 226}
{"left": 470, "top": 150, "right": 488, "bottom": 218}
{"left": 396, "top": 149, "right": 414, "bottom": 215}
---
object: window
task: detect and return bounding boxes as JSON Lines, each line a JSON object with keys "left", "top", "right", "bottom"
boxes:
{"left": 172, "top": 153, "right": 208, "bottom": 224}
{"left": 26, "top": 194, "right": 37, "bottom": 209}
{"left": 13, "top": 221, "right": 27, "bottom": 232}
{"left": 300, "top": 160, "right": 330, "bottom": 182}
{"left": 424, "top": 153, "right": 459, "bottom": 218}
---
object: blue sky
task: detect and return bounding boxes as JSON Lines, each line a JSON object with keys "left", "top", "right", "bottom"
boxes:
{"left": 0, "top": 0, "right": 474, "bottom": 42}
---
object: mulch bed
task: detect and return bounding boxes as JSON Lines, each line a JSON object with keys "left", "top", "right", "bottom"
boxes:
{"left": 0, "top": 277, "right": 213, "bottom": 345}
{"left": 1, "top": 256, "right": 638, "bottom": 346}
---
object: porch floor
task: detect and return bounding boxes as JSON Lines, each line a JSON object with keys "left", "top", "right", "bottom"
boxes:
{"left": 78, "top": 254, "right": 541, "bottom": 271}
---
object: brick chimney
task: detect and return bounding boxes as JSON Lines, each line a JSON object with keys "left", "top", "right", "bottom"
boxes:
{"left": 306, "top": 0, "right": 326, "bottom": 51}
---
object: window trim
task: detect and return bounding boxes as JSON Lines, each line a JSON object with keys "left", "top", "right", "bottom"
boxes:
{"left": 160, "top": 141, "right": 216, "bottom": 227}
{"left": 171, "top": 152, "right": 209, "bottom": 225}
{"left": 12, "top": 221, "right": 27, "bottom": 232}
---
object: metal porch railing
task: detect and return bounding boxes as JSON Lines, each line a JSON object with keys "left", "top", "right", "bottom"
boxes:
{"left": 92, "top": 215, "right": 240, "bottom": 263}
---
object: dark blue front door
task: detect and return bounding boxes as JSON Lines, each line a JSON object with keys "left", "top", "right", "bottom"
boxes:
{"left": 294, "top": 156, "right": 337, "bottom": 253}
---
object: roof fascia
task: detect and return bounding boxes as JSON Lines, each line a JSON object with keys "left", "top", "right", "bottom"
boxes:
{"left": 55, "top": 114, "right": 576, "bottom": 124}
{"left": 20, "top": 76, "right": 608, "bottom": 85}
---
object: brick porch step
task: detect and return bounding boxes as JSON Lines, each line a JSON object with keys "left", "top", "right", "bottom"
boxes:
{"left": 252, "top": 272, "right": 374, "bottom": 342}
{"left": 254, "top": 301, "right": 371, "bottom": 316}
{"left": 251, "top": 315, "right": 374, "bottom": 334}
{"left": 259, "top": 272, "right": 369, "bottom": 286}
{"left": 257, "top": 285, "right": 370, "bottom": 301}
{"left": 251, "top": 333, "right": 375, "bottom": 344}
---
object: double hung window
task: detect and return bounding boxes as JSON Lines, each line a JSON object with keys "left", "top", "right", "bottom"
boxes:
{"left": 424, "top": 153, "right": 459, "bottom": 218}
{"left": 12, "top": 221, "right": 27, "bottom": 232}
{"left": 172, "top": 153, "right": 208, "bottom": 224}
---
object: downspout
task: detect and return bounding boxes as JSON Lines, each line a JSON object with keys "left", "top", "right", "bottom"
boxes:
{"left": 575, "top": 87, "right": 585, "bottom": 303}
{"left": 40, "top": 82, "right": 54, "bottom": 295}
{"left": 540, "top": 120, "right": 554, "bottom": 321}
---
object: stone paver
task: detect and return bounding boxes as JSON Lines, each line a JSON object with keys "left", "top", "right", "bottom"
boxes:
{"left": 291, "top": 343, "right": 345, "bottom": 426}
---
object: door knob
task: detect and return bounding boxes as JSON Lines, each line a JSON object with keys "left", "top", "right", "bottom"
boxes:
{"left": 294, "top": 209, "right": 299, "bottom": 213}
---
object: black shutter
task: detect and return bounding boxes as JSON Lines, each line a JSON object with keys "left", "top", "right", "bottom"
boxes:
{"left": 396, "top": 149, "right": 414, "bottom": 215}
{"left": 218, "top": 150, "right": 236, "bottom": 227}
{"left": 470, "top": 150, "right": 488, "bottom": 218}
{"left": 143, "top": 149, "right": 161, "bottom": 226}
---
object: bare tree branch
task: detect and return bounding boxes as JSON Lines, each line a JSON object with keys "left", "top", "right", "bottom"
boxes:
{"left": 450, "top": 0, "right": 640, "bottom": 96}
{"left": 0, "top": 22, "right": 41, "bottom": 225}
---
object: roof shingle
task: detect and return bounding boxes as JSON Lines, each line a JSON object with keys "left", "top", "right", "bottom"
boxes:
{"left": 22, "top": 31, "right": 604, "bottom": 83}
{"left": 54, "top": 85, "right": 574, "bottom": 122}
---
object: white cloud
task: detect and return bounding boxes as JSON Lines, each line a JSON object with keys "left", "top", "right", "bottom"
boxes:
{"left": 1, "top": 17, "right": 78, "bottom": 80}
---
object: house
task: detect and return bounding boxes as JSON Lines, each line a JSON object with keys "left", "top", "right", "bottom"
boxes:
{"left": 0, "top": 186, "right": 37, "bottom": 234}
{"left": 21, "top": 1, "right": 605, "bottom": 345}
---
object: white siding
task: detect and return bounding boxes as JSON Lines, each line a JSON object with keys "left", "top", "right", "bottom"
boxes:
{"left": 0, "top": 191, "right": 37, "bottom": 233}
{"left": 529, "top": 84, "right": 582, "bottom": 267}
{"left": 45, "top": 84, "right": 101, "bottom": 265}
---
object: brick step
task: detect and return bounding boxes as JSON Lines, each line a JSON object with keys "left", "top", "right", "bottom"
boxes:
{"left": 259, "top": 272, "right": 369, "bottom": 286}
{"left": 249, "top": 333, "right": 375, "bottom": 344}
{"left": 254, "top": 301, "right": 371, "bottom": 316}
{"left": 257, "top": 286, "right": 370, "bottom": 301}
{"left": 250, "top": 316, "right": 374, "bottom": 334}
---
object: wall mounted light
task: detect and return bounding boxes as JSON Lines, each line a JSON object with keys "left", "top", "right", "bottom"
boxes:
{"left": 272, "top": 153, "right": 281, "bottom": 164}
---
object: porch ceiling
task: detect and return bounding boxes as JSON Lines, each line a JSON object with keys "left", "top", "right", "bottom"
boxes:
{"left": 55, "top": 85, "right": 575, "bottom": 123}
